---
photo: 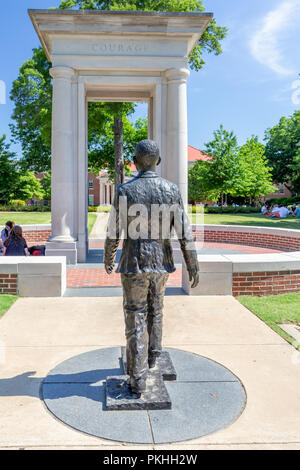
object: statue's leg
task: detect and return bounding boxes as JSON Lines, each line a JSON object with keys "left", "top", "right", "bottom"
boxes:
{"left": 121, "top": 273, "right": 150, "bottom": 394}
{"left": 147, "top": 273, "right": 169, "bottom": 367}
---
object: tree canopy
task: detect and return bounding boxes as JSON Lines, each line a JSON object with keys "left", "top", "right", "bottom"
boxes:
{"left": 188, "top": 128, "right": 275, "bottom": 203}
{"left": 264, "top": 110, "right": 300, "bottom": 193}
{"left": 0, "top": 135, "right": 18, "bottom": 204}
{"left": 89, "top": 116, "right": 148, "bottom": 179}
{"left": 58, "top": 0, "right": 227, "bottom": 71}
{"left": 9, "top": 47, "right": 52, "bottom": 172}
{"left": 0, "top": 135, "right": 44, "bottom": 204}
{"left": 235, "top": 137, "right": 275, "bottom": 200}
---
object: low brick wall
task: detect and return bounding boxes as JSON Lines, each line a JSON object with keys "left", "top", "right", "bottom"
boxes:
{"left": 184, "top": 252, "right": 300, "bottom": 297}
{"left": 0, "top": 257, "right": 66, "bottom": 297}
{"left": 233, "top": 270, "right": 300, "bottom": 296}
{"left": 192, "top": 225, "right": 300, "bottom": 252}
{"left": 0, "top": 274, "right": 18, "bottom": 295}
{"left": 21, "top": 224, "right": 300, "bottom": 252}
{"left": 22, "top": 225, "right": 51, "bottom": 245}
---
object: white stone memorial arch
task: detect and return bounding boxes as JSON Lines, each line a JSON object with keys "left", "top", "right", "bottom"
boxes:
{"left": 29, "top": 9, "right": 212, "bottom": 264}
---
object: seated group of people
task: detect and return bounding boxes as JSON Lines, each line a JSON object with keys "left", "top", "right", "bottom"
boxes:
{"left": 0, "top": 221, "right": 45, "bottom": 256}
{"left": 261, "top": 203, "right": 300, "bottom": 219}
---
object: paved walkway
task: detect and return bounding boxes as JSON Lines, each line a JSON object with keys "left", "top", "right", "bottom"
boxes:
{"left": 89, "top": 212, "right": 109, "bottom": 240}
{"left": 0, "top": 295, "right": 300, "bottom": 449}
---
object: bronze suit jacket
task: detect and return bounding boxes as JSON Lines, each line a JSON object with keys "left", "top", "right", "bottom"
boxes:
{"left": 104, "top": 170, "right": 199, "bottom": 275}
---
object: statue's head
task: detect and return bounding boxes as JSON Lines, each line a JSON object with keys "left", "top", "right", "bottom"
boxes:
{"left": 133, "top": 139, "right": 161, "bottom": 171}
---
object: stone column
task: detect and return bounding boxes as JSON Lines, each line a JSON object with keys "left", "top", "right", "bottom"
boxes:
{"left": 100, "top": 182, "right": 104, "bottom": 205}
{"left": 46, "top": 66, "right": 77, "bottom": 264}
{"left": 106, "top": 184, "right": 110, "bottom": 205}
{"left": 165, "top": 67, "right": 190, "bottom": 293}
{"left": 165, "top": 67, "right": 190, "bottom": 206}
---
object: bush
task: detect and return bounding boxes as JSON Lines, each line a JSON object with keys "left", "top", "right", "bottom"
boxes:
{"left": 24, "top": 205, "right": 51, "bottom": 212}
{"left": 0, "top": 204, "right": 51, "bottom": 212}
{"left": 265, "top": 196, "right": 300, "bottom": 206}
{"left": 97, "top": 205, "right": 112, "bottom": 213}
{"left": 204, "top": 206, "right": 261, "bottom": 214}
{"left": 88, "top": 206, "right": 98, "bottom": 212}
{"left": 8, "top": 200, "right": 26, "bottom": 211}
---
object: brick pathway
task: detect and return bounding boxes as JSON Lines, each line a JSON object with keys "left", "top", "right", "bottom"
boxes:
{"left": 89, "top": 240, "right": 283, "bottom": 254}
{"left": 67, "top": 242, "right": 283, "bottom": 288}
{"left": 67, "top": 268, "right": 182, "bottom": 288}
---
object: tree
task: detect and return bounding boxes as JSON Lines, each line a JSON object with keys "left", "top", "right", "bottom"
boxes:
{"left": 41, "top": 171, "right": 51, "bottom": 201}
{"left": 0, "top": 135, "right": 17, "bottom": 204}
{"left": 264, "top": 111, "right": 300, "bottom": 193}
{"left": 0, "top": 135, "right": 44, "bottom": 204}
{"left": 188, "top": 160, "right": 221, "bottom": 203}
{"left": 89, "top": 102, "right": 137, "bottom": 186}
{"left": 9, "top": 47, "right": 52, "bottom": 172}
{"left": 13, "top": 171, "right": 44, "bottom": 202}
{"left": 59, "top": 0, "right": 227, "bottom": 71}
{"left": 235, "top": 137, "right": 275, "bottom": 201}
{"left": 89, "top": 117, "right": 148, "bottom": 180}
{"left": 203, "top": 125, "right": 239, "bottom": 204}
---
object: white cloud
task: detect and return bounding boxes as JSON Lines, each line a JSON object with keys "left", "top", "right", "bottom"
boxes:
{"left": 249, "top": 0, "right": 300, "bottom": 76}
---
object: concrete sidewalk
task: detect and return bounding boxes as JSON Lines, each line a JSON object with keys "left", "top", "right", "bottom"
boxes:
{"left": 89, "top": 212, "right": 109, "bottom": 240}
{"left": 0, "top": 295, "right": 300, "bottom": 450}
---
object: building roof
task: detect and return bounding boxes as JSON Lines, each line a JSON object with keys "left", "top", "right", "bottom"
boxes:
{"left": 188, "top": 145, "right": 212, "bottom": 162}
{"left": 127, "top": 145, "right": 211, "bottom": 171}
{"left": 95, "top": 145, "right": 211, "bottom": 176}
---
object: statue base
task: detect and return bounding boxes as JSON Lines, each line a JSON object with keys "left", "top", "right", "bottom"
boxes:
{"left": 105, "top": 348, "right": 177, "bottom": 410}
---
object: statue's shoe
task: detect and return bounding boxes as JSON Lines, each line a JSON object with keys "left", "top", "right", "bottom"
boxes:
{"left": 148, "top": 357, "right": 156, "bottom": 368}
{"left": 126, "top": 378, "right": 145, "bottom": 397}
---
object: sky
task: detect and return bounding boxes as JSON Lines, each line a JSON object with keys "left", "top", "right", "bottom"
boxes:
{"left": 0, "top": 0, "right": 299, "bottom": 157}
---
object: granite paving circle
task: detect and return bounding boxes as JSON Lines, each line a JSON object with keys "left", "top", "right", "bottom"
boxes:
{"left": 42, "top": 347, "right": 246, "bottom": 444}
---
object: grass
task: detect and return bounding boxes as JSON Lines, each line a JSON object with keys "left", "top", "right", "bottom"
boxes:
{"left": 88, "top": 213, "right": 97, "bottom": 236}
{"left": 0, "top": 295, "right": 18, "bottom": 320}
{"left": 0, "top": 212, "right": 51, "bottom": 225}
{"left": 238, "top": 293, "right": 300, "bottom": 348}
{"left": 189, "top": 213, "right": 300, "bottom": 230}
{"left": 0, "top": 212, "right": 97, "bottom": 235}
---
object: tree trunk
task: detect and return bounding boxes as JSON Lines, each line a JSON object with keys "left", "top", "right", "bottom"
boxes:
{"left": 113, "top": 115, "right": 124, "bottom": 188}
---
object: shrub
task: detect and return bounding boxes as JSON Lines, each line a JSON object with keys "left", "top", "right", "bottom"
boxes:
{"left": 97, "top": 205, "right": 112, "bottom": 213}
{"left": 7, "top": 200, "right": 26, "bottom": 211}
{"left": 204, "top": 206, "right": 260, "bottom": 214}
{"left": 0, "top": 204, "right": 51, "bottom": 212}
{"left": 265, "top": 196, "right": 300, "bottom": 206}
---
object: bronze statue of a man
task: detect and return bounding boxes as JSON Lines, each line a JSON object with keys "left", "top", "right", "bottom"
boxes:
{"left": 104, "top": 140, "right": 199, "bottom": 397}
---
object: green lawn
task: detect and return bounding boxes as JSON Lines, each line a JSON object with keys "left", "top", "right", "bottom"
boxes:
{"left": 0, "top": 295, "right": 18, "bottom": 319}
{"left": 238, "top": 293, "right": 300, "bottom": 348}
{"left": 0, "top": 212, "right": 51, "bottom": 225}
{"left": 88, "top": 213, "right": 97, "bottom": 236}
{"left": 0, "top": 212, "right": 97, "bottom": 234}
{"left": 189, "top": 213, "right": 300, "bottom": 230}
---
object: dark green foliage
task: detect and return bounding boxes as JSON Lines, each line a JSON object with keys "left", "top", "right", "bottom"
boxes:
{"left": 0, "top": 135, "right": 17, "bottom": 204}
{"left": 264, "top": 111, "right": 300, "bottom": 193}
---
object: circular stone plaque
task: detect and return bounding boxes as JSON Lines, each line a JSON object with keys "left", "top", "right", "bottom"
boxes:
{"left": 42, "top": 347, "right": 246, "bottom": 444}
